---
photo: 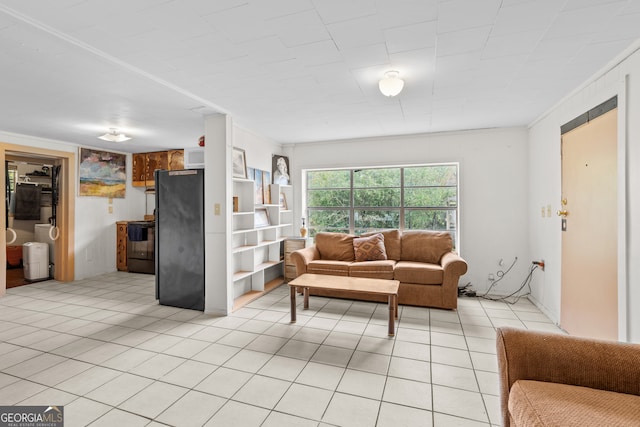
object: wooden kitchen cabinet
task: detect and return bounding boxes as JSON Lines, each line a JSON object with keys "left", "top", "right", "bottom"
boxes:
{"left": 131, "top": 150, "right": 184, "bottom": 188}
{"left": 132, "top": 154, "right": 147, "bottom": 187}
{"left": 145, "top": 151, "right": 168, "bottom": 188}
{"left": 116, "top": 221, "right": 128, "bottom": 271}
{"left": 168, "top": 149, "right": 184, "bottom": 170}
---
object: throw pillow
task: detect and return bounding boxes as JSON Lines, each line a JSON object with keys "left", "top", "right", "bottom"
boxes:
{"left": 353, "top": 233, "right": 387, "bottom": 262}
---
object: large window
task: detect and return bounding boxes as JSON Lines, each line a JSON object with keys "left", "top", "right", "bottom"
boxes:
{"left": 306, "top": 164, "right": 459, "bottom": 247}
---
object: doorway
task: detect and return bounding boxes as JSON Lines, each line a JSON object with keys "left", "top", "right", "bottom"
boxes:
{"left": 560, "top": 97, "right": 618, "bottom": 340}
{"left": 1, "top": 143, "right": 75, "bottom": 295}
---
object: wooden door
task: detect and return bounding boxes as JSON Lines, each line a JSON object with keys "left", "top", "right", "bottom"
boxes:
{"left": 560, "top": 107, "right": 617, "bottom": 340}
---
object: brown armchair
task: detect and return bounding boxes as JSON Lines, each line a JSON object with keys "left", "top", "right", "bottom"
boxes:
{"left": 496, "top": 327, "right": 640, "bottom": 426}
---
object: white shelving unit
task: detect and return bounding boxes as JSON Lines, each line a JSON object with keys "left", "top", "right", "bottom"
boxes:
{"left": 232, "top": 180, "right": 293, "bottom": 308}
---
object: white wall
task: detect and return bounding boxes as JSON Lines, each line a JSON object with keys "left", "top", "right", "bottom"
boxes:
{"left": 1, "top": 131, "right": 146, "bottom": 280}
{"left": 528, "top": 43, "right": 640, "bottom": 341}
{"left": 75, "top": 184, "right": 145, "bottom": 279}
{"left": 288, "top": 127, "right": 530, "bottom": 296}
{"left": 235, "top": 125, "right": 286, "bottom": 173}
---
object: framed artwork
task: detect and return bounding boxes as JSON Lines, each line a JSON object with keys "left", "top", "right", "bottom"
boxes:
{"left": 254, "top": 169, "right": 263, "bottom": 205}
{"left": 232, "top": 147, "right": 247, "bottom": 179}
{"left": 262, "top": 170, "right": 271, "bottom": 204}
{"left": 272, "top": 155, "right": 290, "bottom": 185}
{"left": 254, "top": 208, "right": 270, "bottom": 228}
{"left": 79, "top": 148, "right": 126, "bottom": 198}
{"left": 279, "top": 192, "right": 287, "bottom": 210}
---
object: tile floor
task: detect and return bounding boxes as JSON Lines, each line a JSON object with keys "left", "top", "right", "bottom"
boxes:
{"left": 0, "top": 272, "right": 563, "bottom": 426}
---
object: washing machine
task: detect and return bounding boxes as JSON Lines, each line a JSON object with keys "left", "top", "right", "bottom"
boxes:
{"left": 23, "top": 242, "right": 49, "bottom": 281}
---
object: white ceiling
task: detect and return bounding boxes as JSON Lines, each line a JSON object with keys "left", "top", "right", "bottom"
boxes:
{"left": 0, "top": 0, "right": 639, "bottom": 153}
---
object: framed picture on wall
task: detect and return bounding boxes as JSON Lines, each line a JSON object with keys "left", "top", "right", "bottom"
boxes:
{"left": 254, "top": 169, "right": 263, "bottom": 205}
{"left": 272, "top": 155, "right": 290, "bottom": 185}
{"left": 232, "top": 147, "right": 247, "bottom": 179}
{"left": 262, "top": 170, "right": 271, "bottom": 204}
{"left": 78, "top": 148, "right": 126, "bottom": 198}
{"left": 254, "top": 208, "right": 270, "bottom": 228}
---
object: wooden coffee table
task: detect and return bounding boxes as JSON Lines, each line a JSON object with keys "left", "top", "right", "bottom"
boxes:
{"left": 288, "top": 273, "right": 400, "bottom": 336}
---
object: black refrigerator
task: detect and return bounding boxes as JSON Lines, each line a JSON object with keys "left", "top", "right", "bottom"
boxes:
{"left": 155, "top": 169, "right": 205, "bottom": 311}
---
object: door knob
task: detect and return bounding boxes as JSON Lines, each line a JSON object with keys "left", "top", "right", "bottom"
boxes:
{"left": 557, "top": 209, "right": 568, "bottom": 217}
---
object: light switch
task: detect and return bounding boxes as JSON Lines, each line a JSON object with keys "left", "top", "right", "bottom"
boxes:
{"left": 541, "top": 206, "right": 545, "bottom": 217}
{"left": 108, "top": 206, "right": 113, "bottom": 214}
{"left": 214, "top": 203, "right": 220, "bottom": 215}
{"left": 546, "top": 205, "right": 552, "bottom": 217}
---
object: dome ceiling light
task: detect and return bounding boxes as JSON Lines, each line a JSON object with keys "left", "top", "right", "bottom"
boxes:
{"left": 98, "top": 128, "right": 131, "bottom": 142}
{"left": 378, "top": 71, "right": 404, "bottom": 97}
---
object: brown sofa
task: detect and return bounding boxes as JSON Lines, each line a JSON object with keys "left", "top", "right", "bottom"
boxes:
{"left": 290, "top": 230, "right": 467, "bottom": 309}
{"left": 497, "top": 327, "right": 640, "bottom": 427}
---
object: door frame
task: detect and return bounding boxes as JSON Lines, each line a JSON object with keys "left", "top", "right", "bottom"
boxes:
{"left": 617, "top": 78, "right": 628, "bottom": 342}
{"left": 1, "top": 142, "right": 75, "bottom": 295}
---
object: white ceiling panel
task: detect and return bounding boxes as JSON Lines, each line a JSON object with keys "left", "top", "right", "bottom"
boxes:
{"left": 342, "top": 42, "right": 389, "bottom": 69}
{"left": 596, "top": 11, "right": 640, "bottom": 43}
{"left": 384, "top": 20, "right": 437, "bottom": 54}
{"left": 436, "top": 26, "right": 492, "bottom": 57}
{"left": 492, "top": 0, "right": 563, "bottom": 36}
{"left": 327, "top": 15, "right": 385, "bottom": 50}
{"left": 375, "top": 0, "right": 438, "bottom": 29}
{"left": 268, "top": 9, "right": 330, "bottom": 47}
{"left": 0, "top": 0, "right": 638, "bottom": 151}
{"left": 528, "top": 35, "right": 589, "bottom": 61}
{"left": 202, "top": 4, "right": 275, "bottom": 44}
{"left": 482, "top": 30, "right": 543, "bottom": 59}
{"left": 437, "top": 0, "right": 501, "bottom": 33}
{"left": 248, "top": 0, "right": 315, "bottom": 20}
{"left": 312, "top": 0, "right": 377, "bottom": 24}
{"left": 290, "top": 39, "right": 342, "bottom": 66}
{"left": 544, "top": 1, "right": 628, "bottom": 40}
{"left": 562, "top": 0, "right": 626, "bottom": 11}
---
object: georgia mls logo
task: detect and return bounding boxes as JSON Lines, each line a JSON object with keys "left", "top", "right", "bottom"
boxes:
{"left": 0, "top": 405, "right": 64, "bottom": 427}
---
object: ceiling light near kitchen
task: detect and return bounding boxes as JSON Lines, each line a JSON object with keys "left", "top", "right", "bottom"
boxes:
{"left": 98, "top": 128, "right": 131, "bottom": 142}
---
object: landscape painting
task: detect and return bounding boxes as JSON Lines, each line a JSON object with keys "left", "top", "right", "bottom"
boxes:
{"left": 79, "top": 148, "right": 126, "bottom": 198}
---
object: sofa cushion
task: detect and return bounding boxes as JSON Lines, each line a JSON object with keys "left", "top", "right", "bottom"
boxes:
{"left": 401, "top": 230, "right": 452, "bottom": 264}
{"left": 349, "top": 260, "right": 396, "bottom": 280}
{"left": 353, "top": 233, "right": 387, "bottom": 262}
{"left": 394, "top": 261, "right": 443, "bottom": 285}
{"left": 307, "top": 260, "right": 351, "bottom": 276}
{"left": 316, "top": 232, "right": 355, "bottom": 261}
{"left": 361, "top": 229, "right": 401, "bottom": 261}
{"left": 509, "top": 380, "right": 640, "bottom": 427}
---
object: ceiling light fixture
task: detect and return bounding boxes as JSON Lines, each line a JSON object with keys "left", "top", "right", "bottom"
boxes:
{"left": 98, "top": 128, "right": 131, "bottom": 142}
{"left": 378, "top": 70, "right": 405, "bottom": 97}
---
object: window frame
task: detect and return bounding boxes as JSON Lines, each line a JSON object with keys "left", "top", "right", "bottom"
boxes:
{"left": 304, "top": 163, "right": 460, "bottom": 249}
